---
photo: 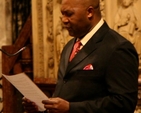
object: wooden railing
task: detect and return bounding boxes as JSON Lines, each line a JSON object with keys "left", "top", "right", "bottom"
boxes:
{"left": 2, "top": 15, "right": 33, "bottom": 113}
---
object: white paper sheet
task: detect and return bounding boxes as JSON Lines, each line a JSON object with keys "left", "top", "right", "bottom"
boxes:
{"left": 2, "top": 72, "right": 48, "bottom": 111}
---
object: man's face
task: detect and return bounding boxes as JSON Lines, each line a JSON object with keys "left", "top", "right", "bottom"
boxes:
{"left": 60, "top": 0, "right": 91, "bottom": 38}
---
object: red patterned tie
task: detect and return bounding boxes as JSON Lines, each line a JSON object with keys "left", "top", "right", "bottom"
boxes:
{"left": 69, "top": 40, "right": 81, "bottom": 61}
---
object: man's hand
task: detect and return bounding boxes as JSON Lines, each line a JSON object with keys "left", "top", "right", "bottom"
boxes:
{"left": 22, "top": 97, "right": 39, "bottom": 113}
{"left": 42, "top": 97, "right": 69, "bottom": 113}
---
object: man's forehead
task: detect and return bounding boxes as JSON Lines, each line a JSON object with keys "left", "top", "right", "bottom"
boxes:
{"left": 60, "top": 2, "right": 72, "bottom": 11}
{"left": 61, "top": 0, "right": 83, "bottom": 6}
{"left": 60, "top": 0, "right": 78, "bottom": 11}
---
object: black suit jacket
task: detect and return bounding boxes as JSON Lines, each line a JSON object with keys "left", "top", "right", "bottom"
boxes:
{"left": 53, "top": 22, "right": 139, "bottom": 113}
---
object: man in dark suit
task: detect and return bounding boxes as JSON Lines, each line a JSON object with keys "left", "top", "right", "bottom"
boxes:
{"left": 23, "top": 0, "right": 139, "bottom": 113}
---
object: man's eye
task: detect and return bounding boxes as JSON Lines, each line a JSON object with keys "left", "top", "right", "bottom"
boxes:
{"left": 66, "top": 12, "right": 73, "bottom": 17}
{"left": 62, "top": 11, "right": 73, "bottom": 17}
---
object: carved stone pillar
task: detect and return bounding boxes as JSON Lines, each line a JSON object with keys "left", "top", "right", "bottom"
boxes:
{"left": 32, "top": 0, "right": 54, "bottom": 83}
{"left": 32, "top": 0, "right": 72, "bottom": 84}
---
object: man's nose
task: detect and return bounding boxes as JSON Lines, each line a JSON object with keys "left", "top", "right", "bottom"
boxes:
{"left": 61, "top": 16, "right": 69, "bottom": 24}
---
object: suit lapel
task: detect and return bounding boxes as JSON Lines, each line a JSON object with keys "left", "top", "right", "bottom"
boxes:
{"left": 65, "top": 22, "right": 110, "bottom": 75}
{"left": 58, "top": 38, "right": 76, "bottom": 77}
{"left": 64, "top": 39, "right": 75, "bottom": 72}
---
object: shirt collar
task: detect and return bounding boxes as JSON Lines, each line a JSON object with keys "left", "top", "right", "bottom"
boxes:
{"left": 80, "top": 18, "right": 104, "bottom": 46}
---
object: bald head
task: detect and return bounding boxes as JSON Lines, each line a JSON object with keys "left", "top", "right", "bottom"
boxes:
{"left": 61, "top": 0, "right": 100, "bottom": 8}
{"left": 80, "top": 0, "right": 101, "bottom": 17}
{"left": 85, "top": 0, "right": 100, "bottom": 8}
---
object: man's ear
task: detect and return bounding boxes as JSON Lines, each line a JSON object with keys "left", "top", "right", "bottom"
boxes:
{"left": 87, "top": 6, "right": 94, "bottom": 18}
